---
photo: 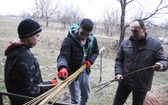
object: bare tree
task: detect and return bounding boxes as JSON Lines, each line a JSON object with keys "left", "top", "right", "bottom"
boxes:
{"left": 143, "top": 0, "right": 168, "bottom": 20}
{"left": 102, "top": 8, "right": 120, "bottom": 36}
{"left": 117, "top": 0, "right": 168, "bottom": 46}
{"left": 19, "top": 10, "right": 31, "bottom": 19}
{"left": 162, "top": 19, "right": 168, "bottom": 29}
{"left": 32, "top": 0, "right": 59, "bottom": 27}
{"left": 132, "top": 8, "right": 149, "bottom": 20}
{"left": 117, "top": 0, "right": 133, "bottom": 46}
{"left": 59, "top": 5, "right": 84, "bottom": 29}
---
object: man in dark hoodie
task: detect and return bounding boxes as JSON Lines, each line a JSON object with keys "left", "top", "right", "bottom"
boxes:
{"left": 4, "top": 19, "right": 57, "bottom": 105}
{"left": 57, "top": 18, "right": 99, "bottom": 105}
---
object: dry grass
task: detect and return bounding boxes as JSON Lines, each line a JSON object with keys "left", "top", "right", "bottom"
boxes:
{"left": 0, "top": 17, "right": 168, "bottom": 105}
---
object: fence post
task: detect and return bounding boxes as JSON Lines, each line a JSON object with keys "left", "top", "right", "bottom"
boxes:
{"left": 99, "top": 50, "right": 103, "bottom": 83}
{"left": 98, "top": 47, "right": 105, "bottom": 96}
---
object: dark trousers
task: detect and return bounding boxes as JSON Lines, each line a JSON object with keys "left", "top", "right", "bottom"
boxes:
{"left": 113, "top": 84, "right": 147, "bottom": 105}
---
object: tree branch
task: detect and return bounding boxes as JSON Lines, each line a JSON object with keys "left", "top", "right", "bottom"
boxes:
{"left": 143, "top": 0, "right": 168, "bottom": 20}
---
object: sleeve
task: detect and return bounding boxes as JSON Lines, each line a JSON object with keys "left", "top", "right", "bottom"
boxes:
{"left": 87, "top": 37, "right": 99, "bottom": 64}
{"left": 57, "top": 37, "right": 72, "bottom": 71}
{"left": 114, "top": 43, "right": 125, "bottom": 76}
{"left": 13, "top": 56, "right": 54, "bottom": 97}
{"left": 40, "top": 81, "right": 55, "bottom": 93}
{"left": 154, "top": 41, "right": 168, "bottom": 71}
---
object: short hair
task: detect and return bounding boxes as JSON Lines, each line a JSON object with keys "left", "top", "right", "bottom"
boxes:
{"left": 132, "top": 19, "right": 145, "bottom": 28}
{"left": 80, "top": 18, "right": 94, "bottom": 32}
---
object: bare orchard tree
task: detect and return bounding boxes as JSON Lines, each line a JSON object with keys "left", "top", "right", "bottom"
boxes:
{"left": 117, "top": 0, "right": 168, "bottom": 46}
{"left": 117, "top": 0, "right": 133, "bottom": 46}
{"left": 32, "top": 0, "right": 59, "bottom": 27}
{"left": 102, "top": 8, "right": 120, "bottom": 36}
{"left": 132, "top": 8, "right": 149, "bottom": 20}
{"left": 162, "top": 18, "right": 168, "bottom": 30}
{"left": 59, "top": 5, "right": 84, "bottom": 29}
{"left": 143, "top": 0, "right": 168, "bottom": 21}
{"left": 19, "top": 10, "right": 31, "bottom": 19}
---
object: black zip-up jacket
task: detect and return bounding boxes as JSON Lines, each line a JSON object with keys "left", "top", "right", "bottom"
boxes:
{"left": 57, "top": 23, "right": 99, "bottom": 75}
{"left": 115, "top": 34, "right": 168, "bottom": 92}
{"left": 4, "top": 43, "right": 54, "bottom": 105}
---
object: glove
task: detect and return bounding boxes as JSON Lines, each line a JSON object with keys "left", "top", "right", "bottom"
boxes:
{"left": 50, "top": 78, "right": 58, "bottom": 86}
{"left": 115, "top": 74, "right": 123, "bottom": 81}
{"left": 152, "top": 62, "right": 164, "bottom": 71}
{"left": 85, "top": 60, "right": 91, "bottom": 68}
{"left": 58, "top": 67, "right": 68, "bottom": 80}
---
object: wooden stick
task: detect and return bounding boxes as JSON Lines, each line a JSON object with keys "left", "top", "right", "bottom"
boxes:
{"left": 93, "top": 66, "right": 153, "bottom": 93}
{"left": 99, "top": 46, "right": 105, "bottom": 54}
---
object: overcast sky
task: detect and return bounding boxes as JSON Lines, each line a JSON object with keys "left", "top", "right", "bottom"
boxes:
{"left": 0, "top": 0, "right": 116, "bottom": 19}
{"left": 0, "top": 0, "right": 168, "bottom": 23}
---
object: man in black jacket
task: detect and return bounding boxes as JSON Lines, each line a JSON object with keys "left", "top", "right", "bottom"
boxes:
{"left": 57, "top": 18, "right": 99, "bottom": 105}
{"left": 113, "top": 19, "right": 168, "bottom": 105}
{"left": 4, "top": 19, "right": 57, "bottom": 105}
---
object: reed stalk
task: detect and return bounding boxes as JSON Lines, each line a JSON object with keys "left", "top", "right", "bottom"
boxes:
{"left": 23, "top": 47, "right": 105, "bottom": 104}
{"left": 24, "top": 64, "right": 86, "bottom": 105}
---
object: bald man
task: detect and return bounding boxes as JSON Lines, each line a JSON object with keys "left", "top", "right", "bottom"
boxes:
{"left": 113, "top": 19, "right": 168, "bottom": 105}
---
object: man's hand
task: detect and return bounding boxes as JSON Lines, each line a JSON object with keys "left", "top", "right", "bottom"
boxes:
{"left": 152, "top": 62, "right": 164, "bottom": 71}
{"left": 115, "top": 74, "right": 123, "bottom": 81}
{"left": 58, "top": 67, "right": 68, "bottom": 80}
{"left": 85, "top": 60, "right": 91, "bottom": 68}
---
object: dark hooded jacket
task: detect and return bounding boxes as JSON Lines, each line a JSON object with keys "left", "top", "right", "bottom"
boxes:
{"left": 57, "top": 23, "right": 99, "bottom": 75}
{"left": 115, "top": 34, "right": 168, "bottom": 92}
{"left": 4, "top": 42, "right": 54, "bottom": 105}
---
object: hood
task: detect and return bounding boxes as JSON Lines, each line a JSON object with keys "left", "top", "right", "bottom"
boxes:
{"left": 68, "top": 23, "right": 80, "bottom": 39}
{"left": 5, "top": 39, "right": 30, "bottom": 56}
{"left": 67, "top": 23, "right": 95, "bottom": 58}
{"left": 68, "top": 23, "right": 94, "bottom": 42}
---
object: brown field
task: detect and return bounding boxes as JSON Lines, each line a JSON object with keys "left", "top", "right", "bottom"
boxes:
{"left": 0, "top": 17, "right": 168, "bottom": 105}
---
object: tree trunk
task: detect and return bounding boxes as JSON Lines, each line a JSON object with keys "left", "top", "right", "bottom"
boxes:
{"left": 46, "top": 17, "right": 49, "bottom": 27}
{"left": 119, "top": 0, "right": 126, "bottom": 47}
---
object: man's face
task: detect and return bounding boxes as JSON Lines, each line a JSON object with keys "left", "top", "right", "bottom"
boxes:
{"left": 129, "top": 21, "right": 146, "bottom": 40}
{"left": 78, "top": 28, "right": 91, "bottom": 41}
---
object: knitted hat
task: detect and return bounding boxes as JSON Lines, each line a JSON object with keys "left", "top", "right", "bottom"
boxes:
{"left": 17, "top": 19, "right": 42, "bottom": 39}
{"left": 80, "top": 18, "right": 94, "bottom": 32}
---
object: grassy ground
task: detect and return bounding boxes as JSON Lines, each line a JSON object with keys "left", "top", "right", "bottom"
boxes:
{"left": 0, "top": 17, "right": 168, "bottom": 105}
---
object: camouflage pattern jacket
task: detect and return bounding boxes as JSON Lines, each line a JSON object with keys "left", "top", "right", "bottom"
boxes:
{"left": 4, "top": 42, "right": 53, "bottom": 105}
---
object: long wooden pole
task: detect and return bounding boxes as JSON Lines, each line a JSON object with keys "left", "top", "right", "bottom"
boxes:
{"left": 93, "top": 66, "right": 153, "bottom": 93}
{"left": 23, "top": 64, "right": 86, "bottom": 105}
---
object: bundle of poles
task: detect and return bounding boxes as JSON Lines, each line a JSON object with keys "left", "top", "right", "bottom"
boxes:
{"left": 23, "top": 47, "right": 105, "bottom": 105}
{"left": 23, "top": 64, "right": 87, "bottom": 105}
